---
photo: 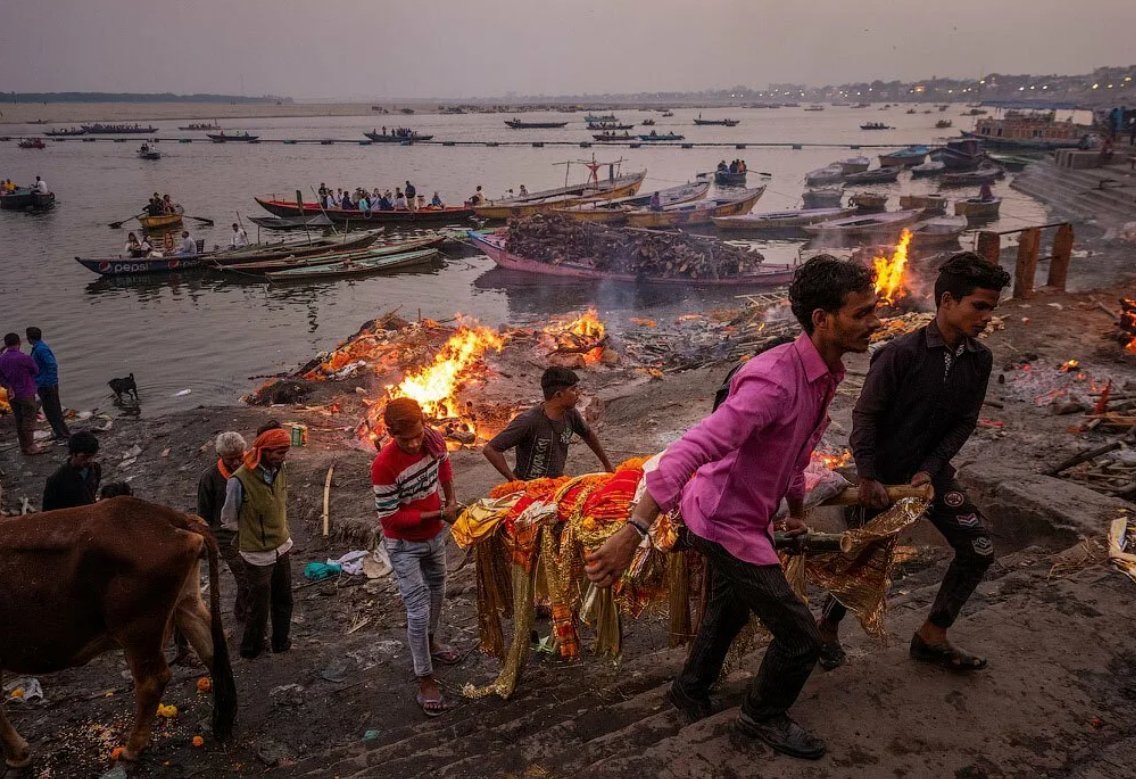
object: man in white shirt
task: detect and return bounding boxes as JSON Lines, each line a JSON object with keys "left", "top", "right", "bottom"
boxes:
{"left": 177, "top": 231, "right": 197, "bottom": 257}
{"left": 34, "top": 176, "right": 48, "bottom": 195}
{"left": 230, "top": 223, "right": 249, "bottom": 248}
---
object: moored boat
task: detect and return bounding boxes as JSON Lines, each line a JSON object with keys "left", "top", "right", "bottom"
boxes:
{"left": 939, "top": 165, "right": 1003, "bottom": 188}
{"left": 255, "top": 197, "right": 474, "bottom": 224}
{"left": 713, "top": 169, "right": 747, "bottom": 186}
{"left": 505, "top": 119, "right": 569, "bottom": 129}
{"left": 838, "top": 156, "right": 870, "bottom": 174}
{"left": 802, "top": 187, "right": 844, "bottom": 208}
{"left": 211, "top": 231, "right": 383, "bottom": 267}
{"left": 953, "top": 197, "right": 1002, "bottom": 221}
{"left": 929, "top": 138, "right": 987, "bottom": 171}
{"left": 638, "top": 131, "right": 685, "bottom": 141}
{"left": 962, "top": 110, "right": 1088, "bottom": 151}
{"left": 908, "top": 215, "right": 968, "bottom": 247}
{"left": 899, "top": 194, "right": 948, "bottom": 214}
{"left": 849, "top": 192, "right": 888, "bottom": 212}
{"left": 624, "top": 186, "right": 765, "bottom": 228}
{"left": 248, "top": 214, "right": 334, "bottom": 230}
{"left": 803, "top": 209, "right": 921, "bottom": 240}
{"left": 207, "top": 132, "right": 259, "bottom": 143}
{"left": 805, "top": 164, "right": 845, "bottom": 186}
{"left": 843, "top": 166, "right": 901, "bottom": 185}
{"left": 472, "top": 171, "right": 647, "bottom": 220}
{"left": 219, "top": 235, "right": 441, "bottom": 273}
{"left": 0, "top": 188, "right": 55, "bottom": 211}
{"left": 910, "top": 160, "right": 946, "bottom": 178}
{"left": 712, "top": 206, "right": 856, "bottom": 231}
{"left": 554, "top": 179, "right": 710, "bottom": 224}
{"left": 693, "top": 114, "right": 740, "bottom": 126}
{"left": 468, "top": 231, "right": 794, "bottom": 288}
{"left": 264, "top": 247, "right": 440, "bottom": 282}
{"left": 987, "top": 154, "right": 1034, "bottom": 172}
{"left": 878, "top": 145, "right": 929, "bottom": 167}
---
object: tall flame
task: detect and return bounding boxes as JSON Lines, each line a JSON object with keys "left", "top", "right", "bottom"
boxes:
{"left": 873, "top": 229, "right": 913, "bottom": 306}
{"left": 386, "top": 322, "right": 505, "bottom": 420}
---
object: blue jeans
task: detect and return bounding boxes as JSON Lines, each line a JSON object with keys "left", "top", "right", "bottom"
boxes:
{"left": 385, "top": 531, "right": 448, "bottom": 677}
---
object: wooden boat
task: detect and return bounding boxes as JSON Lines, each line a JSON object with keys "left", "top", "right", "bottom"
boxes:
{"left": 45, "top": 128, "right": 86, "bottom": 137}
{"left": 139, "top": 214, "right": 183, "bottom": 231}
{"left": 212, "top": 231, "right": 382, "bottom": 267}
{"left": 849, "top": 192, "right": 888, "bottom": 211}
{"left": 587, "top": 122, "right": 634, "bottom": 131}
{"left": 207, "top": 132, "right": 259, "bottom": 142}
{"left": 593, "top": 131, "right": 634, "bottom": 142}
{"left": 935, "top": 119, "right": 953, "bottom": 129}
{"left": 844, "top": 166, "right": 901, "bottom": 185}
{"left": 860, "top": 122, "right": 892, "bottom": 130}
{"left": 178, "top": 123, "right": 221, "bottom": 131}
{"left": 248, "top": 214, "right": 334, "bottom": 230}
{"left": 803, "top": 209, "right": 921, "bottom": 240}
{"left": 908, "top": 215, "right": 968, "bottom": 247}
{"left": 265, "top": 248, "right": 439, "bottom": 282}
{"left": 583, "top": 114, "right": 617, "bottom": 123}
{"left": 693, "top": 115, "right": 740, "bottom": 126}
{"left": 804, "top": 105, "right": 825, "bottom": 111}
{"left": 929, "top": 138, "right": 987, "bottom": 171}
{"left": 554, "top": 179, "right": 710, "bottom": 224}
{"left": 641, "top": 119, "right": 656, "bottom": 126}
{"left": 954, "top": 197, "right": 1002, "bottom": 221}
{"left": 838, "top": 156, "right": 870, "bottom": 174}
{"left": 219, "top": 235, "right": 442, "bottom": 273}
{"left": 81, "top": 124, "right": 156, "bottom": 134}
{"left": 802, "top": 187, "right": 844, "bottom": 208}
{"left": 468, "top": 231, "right": 795, "bottom": 288}
{"left": 363, "top": 129, "right": 434, "bottom": 143}
{"left": 805, "top": 164, "right": 845, "bottom": 186}
{"left": 661, "top": 111, "right": 674, "bottom": 117}
{"left": 878, "top": 145, "right": 929, "bottom": 167}
{"left": 471, "top": 171, "right": 646, "bottom": 220}
{"left": 625, "top": 186, "right": 765, "bottom": 228}
{"left": 638, "top": 132, "right": 684, "bottom": 141}
{"left": 0, "top": 188, "right": 55, "bottom": 211}
{"left": 255, "top": 197, "right": 474, "bottom": 224}
{"left": 17, "top": 139, "right": 45, "bottom": 149}
{"left": 962, "top": 110, "right": 1087, "bottom": 151}
{"left": 75, "top": 255, "right": 205, "bottom": 276}
{"left": 137, "top": 145, "right": 161, "bottom": 160}
{"left": 505, "top": 119, "right": 568, "bottom": 129}
{"left": 910, "top": 160, "right": 946, "bottom": 177}
{"left": 712, "top": 206, "right": 856, "bottom": 231}
{"left": 899, "top": 194, "right": 948, "bottom": 214}
{"left": 713, "top": 169, "right": 747, "bottom": 186}
{"left": 939, "top": 165, "right": 1003, "bottom": 188}
{"left": 987, "top": 154, "right": 1034, "bottom": 172}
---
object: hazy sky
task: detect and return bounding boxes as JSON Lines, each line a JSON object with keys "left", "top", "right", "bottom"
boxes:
{"left": 2, "top": 0, "right": 1133, "bottom": 98}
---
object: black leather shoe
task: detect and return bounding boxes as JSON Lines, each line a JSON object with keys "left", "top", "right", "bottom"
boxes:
{"left": 666, "top": 682, "right": 715, "bottom": 722}
{"left": 736, "top": 713, "right": 826, "bottom": 760}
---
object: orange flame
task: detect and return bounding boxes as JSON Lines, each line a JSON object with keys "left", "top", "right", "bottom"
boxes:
{"left": 542, "top": 308, "right": 607, "bottom": 364}
{"left": 873, "top": 229, "right": 913, "bottom": 306}
{"left": 813, "top": 449, "right": 852, "bottom": 469}
{"left": 1059, "top": 359, "right": 1080, "bottom": 372}
{"left": 386, "top": 322, "right": 505, "bottom": 421}
{"left": 1122, "top": 299, "right": 1136, "bottom": 353}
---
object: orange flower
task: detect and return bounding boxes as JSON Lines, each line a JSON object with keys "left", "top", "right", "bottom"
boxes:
{"left": 111, "top": 746, "right": 125, "bottom": 761}
{"left": 192, "top": 736, "right": 205, "bottom": 748}
{"left": 196, "top": 677, "right": 212, "bottom": 693}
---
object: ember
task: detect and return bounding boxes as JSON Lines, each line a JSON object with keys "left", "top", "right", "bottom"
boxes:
{"left": 813, "top": 449, "right": 853, "bottom": 470}
{"left": 872, "top": 229, "right": 913, "bottom": 306}
{"left": 541, "top": 308, "right": 608, "bottom": 364}
{"left": 1059, "top": 359, "right": 1080, "bottom": 373}
{"left": 1118, "top": 298, "right": 1136, "bottom": 354}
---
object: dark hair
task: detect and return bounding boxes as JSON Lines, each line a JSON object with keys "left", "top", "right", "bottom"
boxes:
{"left": 540, "top": 366, "right": 580, "bottom": 400}
{"left": 99, "top": 482, "right": 133, "bottom": 499}
{"left": 3, "top": 333, "right": 19, "bottom": 347}
{"left": 68, "top": 431, "right": 100, "bottom": 455}
{"left": 25, "top": 327, "right": 42, "bottom": 342}
{"left": 256, "top": 419, "right": 283, "bottom": 436}
{"left": 788, "top": 255, "right": 875, "bottom": 334}
{"left": 933, "top": 252, "right": 1011, "bottom": 308}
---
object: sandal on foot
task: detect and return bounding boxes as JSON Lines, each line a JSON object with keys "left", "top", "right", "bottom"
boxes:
{"left": 416, "top": 691, "right": 455, "bottom": 718}
{"left": 910, "top": 634, "right": 987, "bottom": 671}
{"left": 818, "top": 639, "right": 846, "bottom": 671}
{"left": 430, "top": 644, "right": 463, "bottom": 665}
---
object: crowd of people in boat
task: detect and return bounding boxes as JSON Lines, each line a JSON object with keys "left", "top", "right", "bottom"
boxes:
{"left": 124, "top": 229, "right": 204, "bottom": 259}
{"left": 717, "top": 159, "right": 749, "bottom": 174}
{"left": 145, "top": 193, "right": 183, "bottom": 217}
{"left": 317, "top": 181, "right": 445, "bottom": 213}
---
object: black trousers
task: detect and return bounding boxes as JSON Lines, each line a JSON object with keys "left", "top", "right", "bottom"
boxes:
{"left": 37, "top": 385, "right": 70, "bottom": 439}
{"left": 215, "top": 529, "right": 251, "bottom": 622}
{"left": 675, "top": 533, "right": 821, "bottom": 722}
{"left": 10, "top": 397, "right": 37, "bottom": 452}
{"left": 822, "top": 479, "right": 994, "bottom": 630}
{"left": 241, "top": 552, "right": 293, "bottom": 656}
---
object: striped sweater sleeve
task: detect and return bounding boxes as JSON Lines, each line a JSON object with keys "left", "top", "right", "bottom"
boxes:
{"left": 371, "top": 453, "right": 429, "bottom": 533}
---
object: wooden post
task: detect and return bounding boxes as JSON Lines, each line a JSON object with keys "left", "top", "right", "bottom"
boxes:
{"left": 1013, "top": 227, "right": 1041, "bottom": 299}
{"left": 1047, "top": 223, "right": 1074, "bottom": 291}
{"left": 977, "top": 231, "right": 1001, "bottom": 266}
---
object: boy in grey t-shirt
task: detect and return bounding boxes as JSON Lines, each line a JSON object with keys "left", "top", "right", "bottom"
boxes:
{"left": 484, "top": 367, "right": 614, "bottom": 481}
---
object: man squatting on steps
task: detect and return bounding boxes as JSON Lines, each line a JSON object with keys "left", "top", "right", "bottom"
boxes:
{"left": 817, "top": 252, "right": 1011, "bottom": 672}
{"left": 586, "top": 255, "right": 882, "bottom": 760}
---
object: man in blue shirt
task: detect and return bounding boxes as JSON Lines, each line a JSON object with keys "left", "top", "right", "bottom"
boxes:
{"left": 26, "top": 327, "right": 70, "bottom": 441}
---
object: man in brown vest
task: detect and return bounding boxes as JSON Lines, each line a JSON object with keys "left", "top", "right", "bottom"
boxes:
{"left": 221, "top": 428, "right": 292, "bottom": 660}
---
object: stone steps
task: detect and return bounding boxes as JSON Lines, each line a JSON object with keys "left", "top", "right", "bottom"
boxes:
{"left": 1011, "top": 160, "right": 1136, "bottom": 224}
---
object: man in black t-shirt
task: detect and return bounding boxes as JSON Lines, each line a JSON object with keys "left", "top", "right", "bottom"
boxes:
{"left": 42, "top": 431, "right": 102, "bottom": 511}
{"left": 484, "top": 367, "right": 614, "bottom": 481}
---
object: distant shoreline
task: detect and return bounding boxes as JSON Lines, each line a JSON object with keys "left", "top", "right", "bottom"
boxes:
{"left": 0, "top": 102, "right": 400, "bottom": 125}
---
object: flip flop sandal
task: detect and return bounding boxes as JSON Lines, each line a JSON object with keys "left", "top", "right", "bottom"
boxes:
{"left": 431, "top": 645, "right": 463, "bottom": 665}
{"left": 910, "top": 634, "right": 988, "bottom": 671}
{"left": 416, "top": 691, "right": 455, "bottom": 718}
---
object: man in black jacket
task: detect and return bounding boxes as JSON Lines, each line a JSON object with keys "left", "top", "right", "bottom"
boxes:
{"left": 42, "top": 431, "right": 102, "bottom": 511}
{"left": 197, "top": 431, "right": 250, "bottom": 622}
{"left": 818, "top": 253, "right": 1010, "bottom": 673}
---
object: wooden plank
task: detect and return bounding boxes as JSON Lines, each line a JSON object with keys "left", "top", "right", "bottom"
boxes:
{"left": 1013, "top": 227, "right": 1041, "bottom": 300}
{"left": 1047, "top": 223, "right": 1074, "bottom": 291}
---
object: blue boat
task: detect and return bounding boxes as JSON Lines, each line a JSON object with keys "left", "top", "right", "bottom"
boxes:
{"left": 878, "top": 145, "right": 929, "bottom": 167}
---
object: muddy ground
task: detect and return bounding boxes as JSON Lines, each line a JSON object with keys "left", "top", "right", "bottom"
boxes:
{"left": 2, "top": 226, "right": 1136, "bottom": 778}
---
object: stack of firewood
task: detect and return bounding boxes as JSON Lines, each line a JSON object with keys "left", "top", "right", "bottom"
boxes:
{"left": 504, "top": 214, "right": 764, "bottom": 279}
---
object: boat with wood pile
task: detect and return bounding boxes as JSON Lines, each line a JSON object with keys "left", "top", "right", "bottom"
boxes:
{"left": 505, "top": 119, "right": 569, "bottom": 129}
{"left": 363, "top": 129, "right": 434, "bottom": 143}
{"left": 255, "top": 198, "right": 474, "bottom": 224}
{"left": 217, "top": 235, "right": 441, "bottom": 273}
{"left": 802, "top": 187, "right": 844, "bottom": 208}
{"left": 713, "top": 170, "right": 747, "bottom": 186}
{"left": 207, "top": 132, "right": 259, "bottom": 143}
{"left": 693, "top": 115, "right": 740, "bottom": 126}
{"left": 838, "top": 156, "right": 870, "bottom": 174}
{"left": 910, "top": 160, "right": 946, "bottom": 178}
{"left": 954, "top": 197, "right": 1002, "bottom": 221}
{"left": 805, "top": 164, "right": 845, "bottom": 186}
{"left": 878, "top": 145, "right": 929, "bottom": 167}
{"left": 0, "top": 188, "right": 55, "bottom": 211}
{"left": 625, "top": 186, "right": 765, "bottom": 228}
{"left": 471, "top": 171, "right": 646, "bottom": 220}
{"left": 908, "top": 215, "right": 968, "bottom": 247}
{"left": 81, "top": 124, "right": 156, "bottom": 134}
{"left": 554, "top": 180, "right": 710, "bottom": 224}
{"left": 803, "top": 209, "right": 921, "bottom": 240}
{"left": 248, "top": 214, "right": 334, "bottom": 231}
{"left": 899, "top": 194, "right": 948, "bottom": 214}
{"left": 264, "top": 247, "right": 440, "bottom": 282}
{"left": 712, "top": 206, "right": 856, "bottom": 231}
{"left": 139, "top": 214, "right": 183, "bottom": 231}
{"left": 939, "top": 165, "right": 1003, "bottom": 188}
{"left": 638, "top": 132, "right": 685, "bottom": 142}
{"left": 844, "top": 166, "right": 901, "bottom": 185}
{"left": 468, "top": 231, "right": 794, "bottom": 288}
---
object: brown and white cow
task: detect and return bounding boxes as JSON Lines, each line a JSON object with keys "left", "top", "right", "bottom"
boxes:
{"left": 0, "top": 497, "right": 237, "bottom": 766}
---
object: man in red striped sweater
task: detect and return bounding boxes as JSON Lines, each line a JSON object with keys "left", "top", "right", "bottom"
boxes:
{"left": 372, "top": 398, "right": 461, "bottom": 716}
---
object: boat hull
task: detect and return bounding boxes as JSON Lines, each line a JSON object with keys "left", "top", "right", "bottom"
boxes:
{"left": 803, "top": 210, "right": 921, "bottom": 239}
{"left": 714, "top": 170, "right": 747, "bottom": 186}
{"left": 255, "top": 198, "right": 473, "bottom": 224}
{"left": 554, "top": 180, "right": 710, "bottom": 224}
{"left": 265, "top": 248, "right": 440, "bottom": 282}
{"left": 220, "top": 236, "right": 442, "bottom": 273}
{"left": 625, "top": 187, "right": 764, "bottom": 228}
{"left": 472, "top": 173, "right": 646, "bottom": 220}
{"left": 954, "top": 197, "right": 1002, "bottom": 221}
{"left": 0, "top": 189, "right": 55, "bottom": 211}
{"left": 712, "top": 207, "right": 856, "bottom": 231}
{"left": 469, "top": 232, "right": 794, "bottom": 287}
{"left": 76, "top": 256, "right": 203, "bottom": 276}
{"left": 139, "top": 214, "right": 183, "bottom": 231}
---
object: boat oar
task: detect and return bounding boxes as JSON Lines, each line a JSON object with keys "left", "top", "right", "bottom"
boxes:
{"left": 185, "top": 214, "right": 215, "bottom": 226}
{"left": 109, "top": 211, "right": 146, "bottom": 229}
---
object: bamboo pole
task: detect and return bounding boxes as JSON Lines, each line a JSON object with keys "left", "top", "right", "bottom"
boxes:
{"left": 321, "top": 464, "right": 335, "bottom": 537}
{"left": 822, "top": 483, "right": 934, "bottom": 506}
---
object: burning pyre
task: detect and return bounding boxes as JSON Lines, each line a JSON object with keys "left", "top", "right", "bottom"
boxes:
{"left": 1118, "top": 299, "right": 1136, "bottom": 354}
{"left": 872, "top": 228, "right": 913, "bottom": 307}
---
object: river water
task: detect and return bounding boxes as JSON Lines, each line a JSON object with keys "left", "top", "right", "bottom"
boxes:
{"left": 0, "top": 105, "right": 1047, "bottom": 414}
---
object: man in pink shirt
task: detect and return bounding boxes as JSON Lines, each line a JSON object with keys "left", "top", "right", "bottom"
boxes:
{"left": 586, "top": 255, "right": 880, "bottom": 760}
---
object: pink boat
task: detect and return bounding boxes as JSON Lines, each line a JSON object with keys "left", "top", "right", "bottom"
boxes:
{"left": 468, "top": 231, "right": 795, "bottom": 287}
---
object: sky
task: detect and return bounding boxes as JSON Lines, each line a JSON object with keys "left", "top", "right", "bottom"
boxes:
{"left": 1, "top": 0, "right": 1133, "bottom": 99}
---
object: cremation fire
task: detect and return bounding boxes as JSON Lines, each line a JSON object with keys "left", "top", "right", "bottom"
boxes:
{"left": 814, "top": 449, "right": 853, "bottom": 470}
{"left": 1119, "top": 298, "right": 1136, "bottom": 354}
{"left": 541, "top": 308, "right": 608, "bottom": 364}
{"left": 872, "top": 229, "right": 913, "bottom": 307}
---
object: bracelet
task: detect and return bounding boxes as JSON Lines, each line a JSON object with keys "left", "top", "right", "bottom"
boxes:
{"left": 627, "top": 519, "right": 649, "bottom": 538}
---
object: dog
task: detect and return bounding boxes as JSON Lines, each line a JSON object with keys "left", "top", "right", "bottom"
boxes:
{"left": 108, "top": 373, "right": 139, "bottom": 401}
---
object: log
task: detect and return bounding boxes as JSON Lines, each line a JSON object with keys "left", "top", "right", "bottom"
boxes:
{"left": 322, "top": 464, "right": 335, "bottom": 537}
{"left": 822, "top": 484, "right": 934, "bottom": 506}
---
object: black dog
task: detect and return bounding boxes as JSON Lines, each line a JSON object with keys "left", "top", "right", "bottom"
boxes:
{"left": 108, "top": 373, "right": 139, "bottom": 401}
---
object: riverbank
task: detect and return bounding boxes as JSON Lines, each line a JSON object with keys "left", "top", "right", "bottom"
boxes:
{"left": 3, "top": 257, "right": 1136, "bottom": 775}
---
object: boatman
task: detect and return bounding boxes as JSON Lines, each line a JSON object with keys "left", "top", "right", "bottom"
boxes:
{"left": 585, "top": 256, "right": 881, "bottom": 761}
{"left": 230, "top": 223, "right": 249, "bottom": 248}
{"left": 816, "top": 253, "right": 1010, "bottom": 674}
{"left": 34, "top": 176, "right": 48, "bottom": 195}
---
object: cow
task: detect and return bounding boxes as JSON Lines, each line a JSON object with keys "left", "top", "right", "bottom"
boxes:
{"left": 0, "top": 497, "right": 237, "bottom": 767}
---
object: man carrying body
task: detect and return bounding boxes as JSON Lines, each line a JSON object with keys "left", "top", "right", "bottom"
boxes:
{"left": 26, "top": 327, "right": 70, "bottom": 441}
{"left": 817, "top": 252, "right": 1010, "bottom": 672}
{"left": 43, "top": 431, "right": 102, "bottom": 510}
{"left": 586, "top": 256, "right": 881, "bottom": 760}
{"left": 484, "top": 367, "right": 613, "bottom": 482}
{"left": 0, "top": 333, "right": 43, "bottom": 456}
{"left": 198, "top": 431, "right": 251, "bottom": 623}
